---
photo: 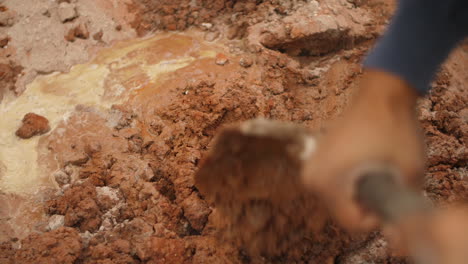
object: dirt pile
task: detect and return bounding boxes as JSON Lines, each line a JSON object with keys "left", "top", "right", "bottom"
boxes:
{"left": 0, "top": 0, "right": 466, "bottom": 263}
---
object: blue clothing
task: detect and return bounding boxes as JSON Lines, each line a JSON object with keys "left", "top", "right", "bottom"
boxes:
{"left": 364, "top": 0, "right": 468, "bottom": 94}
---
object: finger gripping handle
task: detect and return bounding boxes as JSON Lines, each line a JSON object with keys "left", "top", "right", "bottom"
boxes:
{"left": 356, "top": 165, "right": 428, "bottom": 223}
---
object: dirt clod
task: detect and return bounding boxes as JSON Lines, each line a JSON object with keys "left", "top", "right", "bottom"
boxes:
{"left": 15, "top": 113, "right": 50, "bottom": 139}
{"left": 239, "top": 57, "right": 253, "bottom": 68}
{"left": 0, "top": 61, "right": 22, "bottom": 102}
{"left": 215, "top": 53, "right": 228, "bottom": 65}
{"left": 92, "top": 30, "right": 103, "bottom": 41}
{"left": 48, "top": 215, "right": 66, "bottom": 231}
{"left": 0, "top": 11, "right": 15, "bottom": 27}
{"left": 181, "top": 192, "right": 211, "bottom": 232}
{"left": 65, "top": 23, "right": 90, "bottom": 42}
{"left": 0, "top": 36, "right": 9, "bottom": 48}
{"left": 57, "top": 2, "right": 78, "bottom": 23}
{"left": 204, "top": 30, "right": 220, "bottom": 42}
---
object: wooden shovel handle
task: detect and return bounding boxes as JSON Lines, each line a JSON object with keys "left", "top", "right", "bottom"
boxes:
{"left": 356, "top": 165, "right": 429, "bottom": 223}
{"left": 356, "top": 165, "right": 438, "bottom": 264}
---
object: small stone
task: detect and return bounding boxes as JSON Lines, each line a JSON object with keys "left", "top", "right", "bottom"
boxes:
{"left": 48, "top": 215, "right": 65, "bottom": 231}
{"left": 215, "top": 53, "right": 228, "bottom": 66}
{"left": 226, "top": 25, "right": 239, "bottom": 40}
{"left": 74, "top": 23, "right": 89, "bottom": 39}
{"left": 0, "top": 11, "right": 15, "bottom": 27}
{"left": 200, "top": 22, "right": 213, "bottom": 30}
{"left": 162, "top": 15, "right": 176, "bottom": 30}
{"left": 57, "top": 2, "right": 78, "bottom": 23}
{"left": 64, "top": 28, "right": 76, "bottom": 42}
{"left": 53, "top": 170, "right": 70, "bottom": 185}
{"left": 62, "top": 150, "right": 89, "bottom": 165}
{"left": 15, "top": 113, "right": 50, "bottom": 139}
{"left": 182, "top": 192, "right": 211, "bottom": 232}
{"left": 269, "top": 81, "right": 285, "bottom": 95}
{"left": 233, "top": 2, "right": 245, "bottom": 12}
{"left": 115, "top": 24, "right": 122, "bottom": 31}
{"left": 84, "top": 141, "right": 101, "bottom": 156}
{"left": 460, "top": 108, "right": 468, "bottom": 123}
{"left": 96, "top": 186, "right": 120, "bottom": 211}
{"left": 0, "top": 35, "right": 9, "bottom": 48}
{"left": 65, "top": 23, "right": 89, "bottom": 42}
{"left": 79, "top": 231, "right": 93, "bottom": 248}
{"left": 315, "top": 15, "right": 339, "bottom": 32}
{"left": 118, "top": 127, "right": 140, "bottom": 139}
{"left": 93, "top": 30, "right": 103, "bottom": 41}
{"left": 247, "top": 43, "right": 262, "bottom": 53}
{"left": 139, "top": 182, "right": 158, "bottom": 200}
{"left": 63, "top": 164, "right": 74, "bottom": 175}
{"left": 140, "top": 165, "right": 155, "bottom": 182}
{"left": 226, "top": 22, "right": 247, "bottom": 40}
{"left": 244, "top": 2, "right": 257, "bottom": 12}
{"left": 40, "top": 7, "right": 51, "bottom": 17}
{"left": 112, "top": 239, "right": 131, "bottom": 254}
{"left": 204, "top": 31, "right": 220, "bottom": 42}
{"left": 99, "top": 218, "right": 112, "bottom": 231}
{"left": 96, "top": 186, "right": 120, "bottom": 203}
{"left": 239, "top": 57, "right": 253, "bottom": 68}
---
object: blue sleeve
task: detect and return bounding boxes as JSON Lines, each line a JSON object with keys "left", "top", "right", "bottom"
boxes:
{"left": 364, "top": 0, "right": 468, "bottom": 94}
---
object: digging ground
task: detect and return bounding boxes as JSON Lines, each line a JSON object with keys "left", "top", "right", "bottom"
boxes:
{"left": 0, "top": 0, "right": 467, "bottom": 263}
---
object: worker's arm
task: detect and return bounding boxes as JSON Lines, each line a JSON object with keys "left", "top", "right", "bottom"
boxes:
{"left": 303, "top": 0, "right": 468, "bottom": 232}
{"left": 365, "top": 0, "right": 468, "bottom": 94}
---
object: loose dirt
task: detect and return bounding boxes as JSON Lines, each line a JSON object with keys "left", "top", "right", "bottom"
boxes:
{"left": 0, "top": 0, "right": 466, "bottom": 263}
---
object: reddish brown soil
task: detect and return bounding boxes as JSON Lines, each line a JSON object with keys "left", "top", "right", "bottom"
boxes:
{"left": 0, "top": 61, "right": 23, "bottom": 102}
{"left": 15, "top": 113, "right": 51, "bottom": 139}
{"left": 421, "top": 47, "right": 468, "bottom": 204}
{"left": 129, "top": 0, "right": 259, "bottom": 36}
{"left": 0, "top": 0, "right": 466, "bottom": 263}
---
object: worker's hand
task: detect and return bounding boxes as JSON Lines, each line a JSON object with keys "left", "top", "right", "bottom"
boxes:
{"left": 423, "top": 206, "right": 468, "bottom": 264}
{"left": 385, "top": 206, "right": 468, "bottom": 264}
{"left": 302, "top": 70, "right": 426, "bottom": 232}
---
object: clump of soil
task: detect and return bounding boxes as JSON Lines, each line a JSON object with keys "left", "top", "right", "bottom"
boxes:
{"left": 65, "top": 23, "right": 90, "bottom": 42}
{"left": 0, "top": 61, "right": 22, "bottom": 102}
{"left": 15, "top": 113, "right": 50, "bottom": 139}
